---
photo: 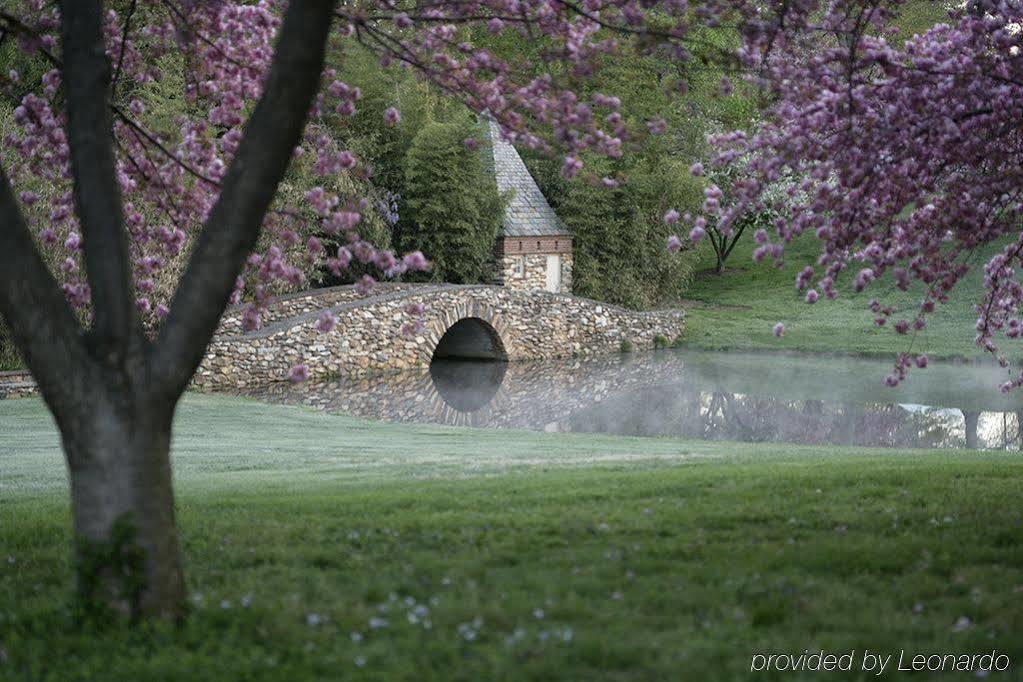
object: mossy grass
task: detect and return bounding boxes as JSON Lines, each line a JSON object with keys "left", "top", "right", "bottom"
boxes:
{"left": 680, "top": 232, "right": 1009, "bottom": 361}
{"left": 3, "top": 395, "right": 1022, "bottom": 681}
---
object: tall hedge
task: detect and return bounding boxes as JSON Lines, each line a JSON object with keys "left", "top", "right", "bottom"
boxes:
{"left": 524, "top": 153, "right": 704, "bottom": 309}
{"left": 396, "top": 118, "right": 504, "bottom": 284}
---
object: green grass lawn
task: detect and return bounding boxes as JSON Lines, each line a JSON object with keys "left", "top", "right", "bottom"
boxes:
{"left": 3, "top": 394, "right": 1022, "bottom": 681}
{"left": 679, "top": 232, "right": 1003, "bottom": 361}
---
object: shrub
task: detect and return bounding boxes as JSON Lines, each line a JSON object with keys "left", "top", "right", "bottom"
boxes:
{"left": 619, "top": 338, "right": 634, "bottom": 353}
{"left": 653, "top": 334, "right": 669, "bottom": 349}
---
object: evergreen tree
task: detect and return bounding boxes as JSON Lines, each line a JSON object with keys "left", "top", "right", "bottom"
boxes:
{"left": 398, "top": 118, "right": 505, "bottom": 284}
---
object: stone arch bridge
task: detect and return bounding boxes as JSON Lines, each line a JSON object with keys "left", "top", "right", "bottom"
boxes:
{"left": 195, "top": 283, "right": 685, "bottom": 389}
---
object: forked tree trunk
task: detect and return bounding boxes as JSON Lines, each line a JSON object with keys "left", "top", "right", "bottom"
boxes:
{"left": 0, "top": 0, "right": 336, "bottom": 621}
{"left": 61, "top": 392, "right": 185, "bottom": 620}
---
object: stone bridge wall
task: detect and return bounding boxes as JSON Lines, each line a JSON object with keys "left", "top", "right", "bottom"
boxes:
{"left": 195, "top": 284, "right": 684, "bottom": 389}
{"left": 216, "top": 283, "right": 424, "bottom": 334}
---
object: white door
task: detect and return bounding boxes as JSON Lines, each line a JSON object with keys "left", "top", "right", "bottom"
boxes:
{"left": 545, "top": 254, "right": 562, "bottom": 292}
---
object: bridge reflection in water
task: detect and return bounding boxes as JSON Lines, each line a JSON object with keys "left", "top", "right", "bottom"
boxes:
{"left": 230, "top": 350, "right": 1023, "bottom": 450}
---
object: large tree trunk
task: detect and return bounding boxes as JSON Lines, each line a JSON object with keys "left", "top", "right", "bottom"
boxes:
{"left": 62, "top": 391, "right": 185, "bottom": 620}
{"left": 0, "top": 0, "right": 336, "bottom": 620}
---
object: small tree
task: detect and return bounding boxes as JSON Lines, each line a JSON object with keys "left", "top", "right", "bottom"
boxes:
{"left": 700, "top": 160, "right": 791, "bottom": 275}
{"left": 398, "top": 118, "right": 504, "bottom": 284}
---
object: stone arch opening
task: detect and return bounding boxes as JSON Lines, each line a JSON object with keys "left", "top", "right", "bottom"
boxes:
{"left": 429, "top": 360, "right": 507, "bottom": 413}
{"left": 429, "top": 317, "right": 508, "bottom": 413}
{"left": 430, "top": 317, "right": 508, "bottom": 362}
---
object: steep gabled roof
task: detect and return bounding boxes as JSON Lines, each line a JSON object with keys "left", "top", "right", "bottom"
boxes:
{"left": 483, "top": 116, "right": 570, "bottom": 238}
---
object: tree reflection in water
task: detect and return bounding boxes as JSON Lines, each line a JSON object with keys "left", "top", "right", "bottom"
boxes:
{"left": 230, "top": 350, "right": 1023, "bottom": 450}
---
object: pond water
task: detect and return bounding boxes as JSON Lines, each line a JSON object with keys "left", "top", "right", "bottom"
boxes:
{"left": 232, "top": 350, "right": 1023, "bottom": 450}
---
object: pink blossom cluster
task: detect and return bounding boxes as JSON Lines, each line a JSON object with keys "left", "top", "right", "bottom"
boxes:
{"left": 666, "top": 1, "right": 1023, "bottom": 387}
{"left": 3, "top": 0, "right": 431, "bottom": 335}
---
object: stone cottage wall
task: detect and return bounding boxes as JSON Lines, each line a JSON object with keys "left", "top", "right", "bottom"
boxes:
{"left": 496, "top": 253, "right": 573, "bottom": 294}
{"left": 194, "top": 284, "right": 683, "bottom": 389}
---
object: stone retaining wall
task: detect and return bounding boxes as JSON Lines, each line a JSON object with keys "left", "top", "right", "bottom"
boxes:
{"left": 0, "top": 371, "right": 37, "bottom": 399}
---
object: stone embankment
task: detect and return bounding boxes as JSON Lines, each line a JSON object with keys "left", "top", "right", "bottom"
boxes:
{"left": 0, "top": 370, "right": 36, "bottom": 400}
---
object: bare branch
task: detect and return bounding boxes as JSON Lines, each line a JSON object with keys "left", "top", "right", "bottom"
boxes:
{"left": 0, "top": 167, "right": 91, "bottom": 426}
{"left": 60, "top": 0, "right": 140, "bottom": 354}
{"left": 111, "top": 0, "right": 138, "bottom": 96}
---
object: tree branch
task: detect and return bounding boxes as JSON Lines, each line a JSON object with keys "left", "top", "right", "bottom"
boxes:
{"left": 111, "top": 0, "right": 138, "bottom": 96}
{"left": 152, "top": 0, "right": 337, "bottom": 398}
{"left": 0, "top": 168, "right": 91, "bottom": 427}
{"left": 60, "top": 0, "right": 139, "bottom": 356}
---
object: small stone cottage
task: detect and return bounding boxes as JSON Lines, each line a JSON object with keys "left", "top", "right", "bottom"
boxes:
{"left": 483, "top": 117, "right": 573, "bottom": 294}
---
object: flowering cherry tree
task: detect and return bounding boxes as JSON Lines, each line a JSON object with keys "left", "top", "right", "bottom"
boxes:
{"left": 1, "top": 0, "right": 1018, "bottom": 620}
{"left": 671, "top": 0, "right": 1023, "bottom": 388}
{"left": 0, "top": 0, "right": 740, "bottom": 620}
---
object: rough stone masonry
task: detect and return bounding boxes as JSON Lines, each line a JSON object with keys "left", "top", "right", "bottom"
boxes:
{"left": 193, "top": 283, "right": 685, "bottom": 389}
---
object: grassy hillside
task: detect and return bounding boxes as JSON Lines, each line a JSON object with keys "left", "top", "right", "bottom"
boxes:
{"left": 675, "top": 1, "right": 974, "bottom": 360}
{"left": 894, "top": 1, "right": 952, "bottom": 40}
{"left": 3, "top": 395, "right": 1023, "bottom": 681}
{"left": 679, "top": 232, "right": 998, "bottom": 361}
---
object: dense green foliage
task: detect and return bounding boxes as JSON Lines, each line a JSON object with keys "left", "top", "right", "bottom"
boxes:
{"left": 319, "top": 43, "right": 727, "bottom": 304}
{"left": 399, "top": 119, "right": 504, "bottom": 284}
{"left": 317, "top": 50, "right": 504, "bottom": 285}
{"left": 504, "top": 30, "right": 757, "bottom": 307}
{"left": 4, "top": 394, "right": 1022, "bottom": 680}
{"left": 527, "top": 153, "right": 704, "bottom": 307}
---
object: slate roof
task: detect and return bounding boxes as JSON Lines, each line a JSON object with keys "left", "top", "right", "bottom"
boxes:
{"left": 483, "top": 116, "right": 570, "bottom": 237}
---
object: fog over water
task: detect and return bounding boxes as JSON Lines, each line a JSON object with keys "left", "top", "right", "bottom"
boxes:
{"left": 233, "top": 350, "right": 1023, "bottom": 450}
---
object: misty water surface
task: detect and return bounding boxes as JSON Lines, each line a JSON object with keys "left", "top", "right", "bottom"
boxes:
{"left": 233, "top": 350, "right": 1023, "bottom": 450}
